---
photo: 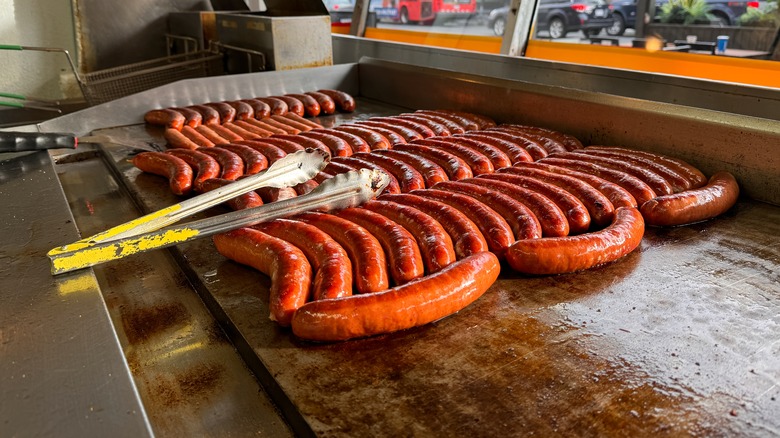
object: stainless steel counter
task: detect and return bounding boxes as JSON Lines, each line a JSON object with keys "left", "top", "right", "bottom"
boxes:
{"left": 2, "top": 58, "right": 778, "bottom": 436}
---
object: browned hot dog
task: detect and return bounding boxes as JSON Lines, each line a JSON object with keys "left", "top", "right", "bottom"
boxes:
{"left": 193, "top": 125, "right": 229, "bottom": 146}
{"left": 373, "top": 116, "right": 436, "bottom": 138}
{"left": 166, "top": 148, "right": 220, "bottom": 191}
{"left": 498, "top": 124, "right": 583, "bottom": 151}
{"left": 332, "top": 156, "right": 402, "bottom": 194}
{"left": 352, "top": 152, "right": 426, "bottom": 192}
{"left": 313, "top": 128, "right": 371, "bottom": 153}
{"left": 188, "top": 105, "right": 221, "bottom": 125}
{"left": 181, "top": 126, "right": 217, "bottom": 148}
{"left": 216, "top": 144, "right": 268, "bottom": 174}
{"left": 254, "top": 219, "right": 352, "bottom": 300}
{"left": 298, "top": 131, "right": 353, "bottom": 157}
{"left": 372, "top": 149, "right": 449, "bottom": 188}
{"left": 256, "top": 97, "right": 289, "bottom": 115}
{"left": 317, "top": 89, "right": 356, "bottom": 112}
{"left": 459, "top": 133, "right": 534, "bottom": 164}
{"left": 379, "top": 193, "right": 488, "bottom": 259}
{"left": 213, "top": 228, "right": 311, "bottom": 326}
{"left": 577, "top": 147, "right": 693, "bottom": 193}
{"left": 411, "top": 138, "right": 494, "bottom": 175}
{"left": 274, "top": 96, "right": 305, "bottom": 117}
{"left": 164, "top": 127, "right": 201, "bottom": 150}
{"left": 296, "top": 212, "right": 389, "bottom": 293}
{"left": 270, "top": 134, "right": 331, "bottom": 156}
{"left": 355, "top": 120, "right": 423, "bottom": 143}
{"left": 393, "top": 144, "right": 473, "bottom": 181}
{"left": 207, "top": 124, "right": 244, "bottom": 142}
{"left": 305, "top": 91, "right": 336, "bottom": 115}
{"left": 552, "top": 151, "right": 674, "bottom": 196}
{"left": 285, "top": 93, "right": 321, "bottom": 117}
{"left": 197, "top": 147, "right": 244, "bottom": 180}
{"left": 226, "top": 101, "right": 254, "bottom": 120}
{"left": 205, "top": 102, "right": 237, "bottom": 124}
{"left": 506, "top": 207, "right": 644, "bottom": 275}
{"left": 242, "top": 99, "right": 271, "bottom": 119}
{"left": 395, "top": 114, "right": 451, "bottom": 136}
{"left": 132, "top": 151, "right": 193, "bottom": 195}
{"left": 144, "top": 109, "right": 186, "bottom": 130}
{"left": 363, "top": 200, "right": 456, "bottom": 274}
{"left": 291, "top": 251, "right": 499, "bottom": 342}
{"left": 586, "top": 146, "right": 707, "bottom": 188}
{"left": 199, "top": 178, "right": 264, "bottom": 210}
{"left": 337, "top": 207, "right": 424, "bottom": 286}
{"left": 639, "top": 171, "right": 739, "bottom": 227}
{"left": 333, "top": 125, "right": 392, "bottom": 150}
{"left": 172, "top": 107, "right": 203, "bottom": 128}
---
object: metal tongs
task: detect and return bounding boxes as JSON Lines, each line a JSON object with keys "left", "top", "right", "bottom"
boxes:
{"left": 47, "top": 148, "right": 391, "bottom": 275}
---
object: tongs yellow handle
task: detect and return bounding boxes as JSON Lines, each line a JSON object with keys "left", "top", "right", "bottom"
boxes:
{"left": 47, "top": 169, "right": 390, "bottom": 275}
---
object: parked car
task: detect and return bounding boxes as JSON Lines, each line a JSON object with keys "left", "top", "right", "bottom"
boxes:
{"left": 654, "top": 0, "right": 760, "bottom": 25}
{"left": 606, "top": 0, "right": 637, "bottom": 35}
{"left": 487, "top": 5, "right": 510, "bottom": 35}
{"left": 536, "top": 0, "right": 614, "bottom": 38}
{"left": 325, "top": 0, "right": 355, "bottom": 23}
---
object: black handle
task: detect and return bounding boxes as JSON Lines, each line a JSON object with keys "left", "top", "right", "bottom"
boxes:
{"left": 0, "top": 132, "right": 77, "bottom": 152}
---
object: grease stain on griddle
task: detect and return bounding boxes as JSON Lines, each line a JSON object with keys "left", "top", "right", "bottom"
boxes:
{"left": 122, "top": 301, "right": 189, "bottom": 345}
{"left": 153, "top": 363, "right": 226, "bottom": 408}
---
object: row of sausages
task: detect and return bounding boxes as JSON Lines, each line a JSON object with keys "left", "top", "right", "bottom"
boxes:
{"left": 133, "top": 110, "right": 739, "bottom": 341}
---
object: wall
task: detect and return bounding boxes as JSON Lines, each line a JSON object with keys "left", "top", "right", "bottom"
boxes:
{"left": 0, "top": 0, "right": 80, "bottom": 101}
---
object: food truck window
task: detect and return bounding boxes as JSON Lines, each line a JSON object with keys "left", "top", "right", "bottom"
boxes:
{"left": 339, "top": 0, "right": 780, "bottom": 88}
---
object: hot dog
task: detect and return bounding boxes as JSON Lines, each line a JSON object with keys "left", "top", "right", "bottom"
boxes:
{"left": 578, "top": 147, "right": 694, "bottom": 192}
{"left": 197, "top": 147, "right": 244, "bottom": 180}
{"left": 586, "top": 146, "right": 707, "bottom": 188}
{"left": 188, "top": 105, "right": 221, "bottom": 125}
{"left": 432, "top": 181, "right": 543, "bottom": 241}
{"left": 459, "top": 133, "right": 534, "bottom": 164}
{"left": 437, "top": 110, "right": 496, "bottom": 130}
{"left": 241, "top": 99, "right": 272, "bottom": 119}
{"left": 243, "top": 138, "right": 304, "bottom": 155}
{"left": 313, "top": 129, "right": 371, "bottom": 153}
{"left": 207, "top": 124, "right": 245, "bottom": 142}
{"left": 538, "top": 157, "right": 657, "bottom": 205}
{"left": 293, "top": 179, "right": 319, "bottom": 195}
{"left": 372, "top": 116, "right": 436, "bottom": 138}
{"left": 412, "top": 188, "right": 515, "bottom": 258}
{"left": 465, "top": 178, "right": 570, "bottom": 237}
{"left": 226, "top": 101, "right": 254, "bottom": 120}
{"left": 337, "top": 207, "right": 424, "bottom": 285}
{"left": 363, "top": 199, "right": 456, "bottom": 274}
{"left": 411, "top": 113, "right": 466, "bottom": 135}
{"left": 205, "top": 102, "right": 237, "bottom": 124}
{"left": 269, "top": 114, "right": 313, "bottom": 132}
{"left": 254, "top": 219, "right": 352, "bottom": 300}
{"left": 639, "top": 171, "right": 739, "bottom": 226}
{"left": 305, "top": 91, "right": 336, "bottom": 115}
{"left": 223, "top": 122, "right": 261, "bottom": 140}
{"left": 256, "top": 97, "right": 289, "bottom": 115}
{"left": 166, "top": 148, "right": 220, "bottom": 191}
{"left": 480, "top": 173, "right": 591, "bottom": 234}
{"left": 132, "top": 151, "right": 193, "bottom": 195}
{"left": 489, "top": 126, "right": 567, "bottom": 154}
{"left": 477, "top": 130, "right": 548, "bottom": 160}
{"left": 270, "top": 134, "right": 331, "bottom": 156}
{"left": 144, "top": 109, "right": 186, "bottom": 130}
{"left": 283, "top": 113, "right": 324, "bottom": 130}
{"left": 285, "top": 93, "right": 321, "bottom": 117}
{"left": 332, "top": 156, "right": 402, "bottom": 194}
{"left": 213, "top": 228, "right": 311, "bottom": 326}
{"left": 181, "top": 126, "right": 217, "bottom": 148}
{"left": 239, "top": 141, "right": 287, "bottom": 165}
{"left": 411, "top": 138, "right": 495, "bottom": 175}
{"left": 257, "top": 117, "right": 300, "bottom": 134}
{"left": 552, "top": 151, "right": 674, "bottom": 196}
{"left": 298, "top": 131, "right": 353, "bottom": 157}
{"left": 216, "top": 144, "right": 268, "bottom": 174}
{"left": 233, "top": 120, "right": 274, "bottom": 138}
{"left": 416, "top": 110, "right": 479, "bottom": 131}
{"left": 499, "top": 166, "right": 615, "bottom": 228}
{"left": 317, "top": 89, "right": 356, "bottom": 112}
{"left": 355, "top": 120, "right": 423, "bottom": 143}
{"left": 379, "top": 193, "right": 488, "bottom": 259}
{"left": 506, "top": 207, "right": 644, "bottom": 275}
{"left": 393, "top": 144, "right": 474, "bottom": 181}
{"left": 436, "top": 136, "right": 512, "bottom": 169}
{"left": 372, "top": 149, "right": 449, "bottom": 188}
{"left": 295, "top": 211, "right": 389, "bottom": 293}
{"left": 274, "top": 96, "right": 305, "bottom": 117}
{"left": 164, "top": 128, "right": 201, "bottom": 150}
{"left": 497, "top": 124, "right": 583, "bottom": 151}
{"left": 291, "top": 251, "right": 499, "bottom": 342}
{"left": 352, "top": 152, "right": 426, "bottom": 192}
{"left": 395, "top": 114, "right": 451, "bottom": 136}
{"left": 348, "top": 124, "right": 406, "bottom": 145}
{"left": 193, "top": 125, "right": 228, "bottom": 146}
{"left": 255, "top": 186, "right": 298, "bottom": 203}
{"left": 171, "top": 107, "right": 203, "bottom": 128}
{"left": 243, "top": 118, "right": 289, "bottom": 135}
{"left": 512, "top": 161, "right": 637, "bottom": 209}
{"left": 332, "top": 125, "right": 392, "bottom": 150}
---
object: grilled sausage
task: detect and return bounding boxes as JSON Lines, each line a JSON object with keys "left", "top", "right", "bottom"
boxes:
{"left": 239, "top": 141, "right": 287, "bottom": 164}
{"left": 171, "top": 107, "right": 203, "bottom": 128}
{"left": 432, "top": 181, "right": 543, "bottom": 240}
{"left": 241, "top": 99, "right": 271, "bottom": 119}
{"left": 411, "top": 113, "right": 466, "bottom": 135}
{"left": 144, "top": 109, "right": 186, "bottom": 130}
{"left": 497, "top": 124, "right": 583, "bottom": 151}
{"left": 305, "top": 91, "right": 337, "bottom": 115}
{"left": 164, "top": 127, "right": 201, "bottom": 150}
{"left": 465, "top": 178, "right": 570, "bottom": 237}
{"left": 333, "top": 125, "right": 392, "bottom": 150}
{"left": 372, "top": 149, "right": 449, "bottom": 188}
{"left": 243, "top": 138, "right": 304, "bottom": 154}
{"left": 132, "top": 151, "right": 193, "bottom": 195}
{"left": 269, "top": 114, "right": 313, "bottom": 132}
{"left": 296, "top": 212, "right": 389, "bottom": 293}
{"left": 372, "top": 116, "right": 436, "bottom": 138}
{"left": 286, "top": 93, "right": 321, "bottom": 117}
{"left": 216, "top": 144, "right": 268, "bottom": 174}
{"left": 205, "top": 102, "right": 237, "bottom": 124}
{"left": 226, "top": 101, "right": 254, "bottom": 120}
{"left": 337, "top": 207, "right": 424, "bottom": 285}
{"left": 489, "top": 126, "right": 567, "bottom": 154}
{"left": 363, "top": 200, "right": 456, "bottom": 274}
{"left": 506, "top": 207, "right": 644, "bottom": 275}
{"left": 552, "top": 151, "right": 674, "bottom": 196}
{"left": 197, "top": 147, "right": 245, "bottom": 180}
{"left": 291, "top": 251, "right": 499, "bottom": 342}
{"left": 224, "top": 122, "right": 261, "bottom": 140}
{"left": 435, "top": 136, "right": 512, "bottom": 169}
{"left": 188, "top": 105, "right": 221, "bottom": 125}
{"left": 274, "top": 96, "right": 305, "bottom": 117}
{"left": 459, "top": 133, "right": 534, "bottom": 164}
{"left": 640, "top": 171, "right": 739, "bottom": 227}
{"left": 317, "top": 89, "right": 356, "bottom": 112}
{"left": 412, "top": 188, "right": 515, "bottom": 258}
{"left": 256, "top": 97, "right": 289, "bottom": 115}
{"left": 476, "top": 130, "right": 548, "bottom": 160}
{"left": 271, "top": 134, "right": 331, "bottom": 156}
{"left": 355, "top": 120, "right": 423, "bottom": 142}
{"left": 213, "top": 228, "right": 310, "bottom": 326}
{"left": 578, "top": 147, "right": 694, "bottom": 192}
{"left": 395, "top": 114, "right": 451, "bottom": 136}
{"left": 166, "top": 148, "right": 220, "bottom": 191}
{"left": 283, "top": 112, "right": 324, "bottom": 130}
{"left": 193, "top": 125, "right": 228, "bottom": 146}
{"left": 298, "top": 131, "right": 353, "bottom": 157}
{"left": 586, "top": 146, "right": 707, "bottom": 188}
{"left": 411, "top": 138, "right": 494, "bottom": 175}
{"left": 313, "top": 128, "right": 371, "bottom": 153}
{"left": 393, "top": 144, "right": 473, "bottom": 180}
{"left": 332, "top": 156, "right": 402, "bottom": 194}
{"left": 234, "top": 120, "right": 274, "bottom": 138}
{"left": 208, "top": 124, "right": 245, "bottom": 142}
{"left": 352, "top": 152, "right": 426, "bottom": 192}
{"left": 254, "top": 219, "right": 352, "bottom": 300}
{"left": 379, "top": 193, "right": 488, "bottom": 259}
{"left": 416, "top": 110, "right": 479, "bottom": 131}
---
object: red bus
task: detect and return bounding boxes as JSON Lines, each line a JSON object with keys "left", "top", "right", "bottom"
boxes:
{"left": 376, "top": 0, "right": 477, "bottom": 24}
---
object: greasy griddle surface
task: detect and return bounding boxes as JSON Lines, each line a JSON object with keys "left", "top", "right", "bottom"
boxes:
{"left": 102, "top": 99, "right": 780, "bottom": 436}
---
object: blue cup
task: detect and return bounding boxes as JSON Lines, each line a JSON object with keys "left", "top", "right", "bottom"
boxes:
{"left": 716, "top": 35, "right": 729, "bottom": 54}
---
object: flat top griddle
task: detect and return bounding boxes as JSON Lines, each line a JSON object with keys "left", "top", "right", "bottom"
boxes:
{"left": 89, "top": 97, "right": 780, "bottom": 437}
